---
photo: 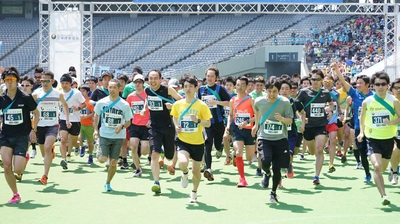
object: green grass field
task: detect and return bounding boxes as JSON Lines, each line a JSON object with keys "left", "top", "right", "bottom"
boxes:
{"left": 0, "top": 146, "right": 399, "bottom": 224}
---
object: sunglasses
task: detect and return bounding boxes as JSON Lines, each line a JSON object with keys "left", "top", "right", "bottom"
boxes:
{"left": 393, "top": 86, "right": 400, "bottom": 90}
{"left": 374, "top": 82, "right": 387, "bottom": 87}
{"left": 21, "top": 84, "right": 32, "bottom": 87}
{"left": 40, "top": 79, "right": 52, "bottom": 83}
{"left": 4, "top": 77, "right": 17, "bottom": 82}
{"left": 311, "top": 78, "right": 322, "bottom": 81}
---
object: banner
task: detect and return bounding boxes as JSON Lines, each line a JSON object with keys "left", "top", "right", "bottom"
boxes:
{"left": 49, "top": 11, "right": 82, "bottom": 86}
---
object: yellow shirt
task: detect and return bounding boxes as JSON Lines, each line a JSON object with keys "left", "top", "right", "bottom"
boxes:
{"left": 170, "top": 99, "right": 212, "bottom": 145}
{"left": 364, "top": 94, "right": 397, "bottom": 139}
{"left": 337, "top": 88, "right": 348, "bottom": 110}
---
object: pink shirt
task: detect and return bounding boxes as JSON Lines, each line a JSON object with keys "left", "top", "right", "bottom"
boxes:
{"left": 126, "top": 91, "right": 150, "bottom": 126}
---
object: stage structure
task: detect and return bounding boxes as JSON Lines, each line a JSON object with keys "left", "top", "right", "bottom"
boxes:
{"left": 39, "top": 1, "right": 399, "bottom": 80}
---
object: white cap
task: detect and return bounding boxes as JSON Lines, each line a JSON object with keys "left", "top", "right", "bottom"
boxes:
{"left": 133, "top": 74, "right": 145, "bottom": 82}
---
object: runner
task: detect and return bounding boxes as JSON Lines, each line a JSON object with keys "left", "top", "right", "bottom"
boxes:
{"left": 333, "top": 63, "right": 374, "bottom": 183}
{"left": 171, "top": 75, "right": 212, "bottom": 203}
{"left": 225, "top": 76, "right": 256, "bottom": 187}
{"left": 388, "top": 78, "right": 400, "bottom": 185}
{"left": 252, "top": 78, "right": 293, "bottom": 203}
{"left": 198, "top": 66, "right": 231, "bottom": 181}
{"left": 141, "top": 69, "right": 182, "bottom": 194}
{"left": 126, "top": 74, "right": 150, "bottom": 177}
{"left": 0, "top": 67, "right": 39, "bottom": 203}
{"left": 93, "top": 79, "right": 133, "bottom": 191}
{"left": 78, "top": 84, "right": 95, "bottom": 164}
{"left": 358, "top": 72, "right": 400, "bottom": 205}
{"left": 58, "top": 74, "right": 86, "bottom": 168}
{"left": 296, "top": 69, "right": 334, "bottom": 185}
{"left": 32, "top": 71, "right": 70, "bottom": 185}
{"left": 222, "top": 76, "right": 236, "bottom": 165}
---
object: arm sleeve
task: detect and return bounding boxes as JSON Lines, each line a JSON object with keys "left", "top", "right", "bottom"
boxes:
{"left": 170, "top": 103, "right": 179, "bottom": 118}
{"left": 94, "top": 102, "right": 101, "bottom": 115}
{"left": 123, "top": 103, "right": 133, "bottom": 121}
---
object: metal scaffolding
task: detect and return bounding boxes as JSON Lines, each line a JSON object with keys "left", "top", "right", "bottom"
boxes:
{"left": 39, "top": 2, "right": 399, "bottom": 77}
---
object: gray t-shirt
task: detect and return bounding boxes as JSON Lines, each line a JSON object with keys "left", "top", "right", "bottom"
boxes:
{"left": 254, "top": 96, "right": 293, "bottom": 141}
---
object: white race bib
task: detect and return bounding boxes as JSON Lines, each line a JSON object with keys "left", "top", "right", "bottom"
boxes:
{"left": 202, "top": 95, "right": 217, "bottom": 109}
{"left": 287, "top": 124, "right": 292, "bottom": 131}
{"left": 104, "top": 113, "right": 122, "bottom": 128}
{"left": 371, "top": 111, "right": 389, "bottom": 128}
{"left": 4, "top": 108, "right": 23, "bottom": 125}
{"left": 132, "top": 101, "right": 144, "bottom": 114}
{"left": 310, "top": 103, "right": 325, "bottom": 117}
{"left": 224, "top": 106, "right": 230, "bottom": 118}
{"left": 40, "top": 102, "right": 58, "bottom": 121}
{"left": 235, "top": 113, "right": 250, "bottom": 127}
{"left": 60, "top": 107, "right": 74, "bottom": 115}
{"left": 180, "top": 116, "right": 198, "bottom": 133}
{"left": 263, "top": 119, "right": 283, "bottom": 135}
{"left": 148, "top": 96, "right": 163, "bottom": 111}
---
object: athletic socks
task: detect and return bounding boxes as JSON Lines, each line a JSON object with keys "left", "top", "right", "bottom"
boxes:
{"left": 236, "top": 156, "right": 245, "bottom": 179}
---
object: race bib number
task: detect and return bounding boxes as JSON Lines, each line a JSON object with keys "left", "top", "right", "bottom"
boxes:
{"left": 180, "top": 116, "right": 198, "bottom": 133}
{"left": 80, "top": 108, "right": 88, "bottom": 115}
{"left": 60, "top": 107, "right": 74, "bottom": 115}
{"left": 264, "top": 120, "right": 283, "bottom": 135}
{"left": 132, "top": 101, "right": 144, "bottom": 114}
{"left": 371, "top": 112, "right": 389, "bottom": 128}
{"left": 104, "top": 113, "right": 122, "bottom": 128}
{"left": 148, "top": 96, "right": 163, "bottom": 111}
{"left": 310, "top": 103, "right": 325, "bottom": 117}
{"left": 4, "top": 109, "right": 23, "bottom": 125}
{"left": 235, "top": 113, "right": 250, "bottom": 127}
{"left": 202, "top": 95, "right": 217, "bottom": 109}
{"left": 40, "top": 103, "right": 58, "bottom": 121}
{"left": 224, "top": 106, "right": 230, "bottom": 118}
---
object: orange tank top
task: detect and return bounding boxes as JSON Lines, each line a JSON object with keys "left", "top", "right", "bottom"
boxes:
{"left": 232, "top": 95, "right": 254, "bottom": 130}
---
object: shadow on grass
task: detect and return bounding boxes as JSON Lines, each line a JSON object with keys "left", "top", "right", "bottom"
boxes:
{"left": 206, "top": 177, "right": 237, "bottom": 187}
{"left": 3, "top": 200, "right": 51, "bottom": 209}
{"left": 102, "top": 190, "right": 144, "bottom": 197}
{"left": 268, "top": 201, "right": 313, "bottom": 213}
{"left": 322, "top": 173, "right": 358, "bottom": 180}
{"left": 314, "top": 185, "right": 352, "bottom": 191}
{"left": 378, "top": 203, "right": 400, "bottom": 212}
{"left": 280, "top": 187, "right": 322, "bottom": 195}
{"left": 186, "top": 202, "right": 227, "bottom": 212}
{"left": 37, "top": 183, "right": 79, "bottom": 194}
{"left": 63, "top": 166, "right": 94, "bottom": 174}
{"left": 30, "top": 162, "right": 57, "bottom": 168}
{"left": 157, "top": 188, "right": 188, "bottom": 199}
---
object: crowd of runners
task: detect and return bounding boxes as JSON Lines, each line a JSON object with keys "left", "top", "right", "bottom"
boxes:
{"left": 0, "top": 64, "right": 399, "bottom": 206}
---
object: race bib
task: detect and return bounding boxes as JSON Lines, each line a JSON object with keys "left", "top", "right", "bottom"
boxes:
{"left": 371, "top": 112, "right": 389, "bottom": 128}
{"left": 148, "top": 96, "right": 163, "bottom": 111}
{"left": 104, "top": 113, "right": 122, "bottom": 128}
{"left": 264, "top": 120, "right": 283, "bottom": 135}
{"left": 4, "top": 108, "right": 23, "bottom": 125}
{"left": 60, "top": 106, "right": 74, "bottom": 115}
{"left": 132, "top": 101, "right": 144, "bottom": 114}
{"left": 332, "top": 102, "right": 337, "bottom": 114}
{"left": 40, "top": 102, "right": 58, "bottom": 121}
{"left": 80, "top": 108, "right": 88, "bottom": 115}
{"left": 180, "top": 116, "right": 198, "bottom": 133}
{"left": 224, "top": 106, "right": 230, "bottom": 118}
{"left": 235, "top": 113, "right": 250, "bottom": 127}
{"left": 202, "top": 95, "right": 217, "bottom": 109}
{"left": 287, "top": 124, "right": 292, "bottom": 131}
{"left": 310, "top": 103, "right": 325, "bottom": 117}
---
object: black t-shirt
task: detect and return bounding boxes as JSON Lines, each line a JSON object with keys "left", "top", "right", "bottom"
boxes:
{"left": 197, "top": 84, "right": 231, "bottom": 124}
{"left": 0, "top": 89, "right": 37, "bottom": 136}
{"left": 145, "top": 85, "right": 173, "bottom": 128}
{"left": 90, "top": 87, "right": 108, "bottom": 102}
{"left": 288, "top": 98, "right": 298, "bottom": 137}
{"left": 296, "top": 87, "right": 331, "bottom": 128}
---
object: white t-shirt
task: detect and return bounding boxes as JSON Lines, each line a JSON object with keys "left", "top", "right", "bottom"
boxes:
{"left": 59, "top": 89, "right": 85, "bottom": 122}
{"left": 34, "top": 88, "right": 61, "bottom": 127}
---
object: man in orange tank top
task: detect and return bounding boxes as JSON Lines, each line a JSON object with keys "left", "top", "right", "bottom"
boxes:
{"left": 225, "top": 76, "right": 256, "bottom": 187}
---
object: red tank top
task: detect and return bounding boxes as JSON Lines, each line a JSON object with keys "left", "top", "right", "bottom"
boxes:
{"left": 232, "top": 95, "right": 254, "bottom": 130}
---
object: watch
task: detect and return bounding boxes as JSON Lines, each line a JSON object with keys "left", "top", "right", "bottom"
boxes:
{"left": 197, "top": 119, "right": 201, "bottom": 124}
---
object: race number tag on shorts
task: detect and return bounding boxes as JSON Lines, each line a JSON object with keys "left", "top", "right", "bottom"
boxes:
{"left": 202, "top": 95, "right": 217, "bottom": 109}
{"left": 371, "top": 112, "right": 389, "bottom": 128}
{"left": 132, "top": 101, "right": 144, "bottom": 114}
{"left": 4, "top": 109, "right": 23, "bottom": 125}
{"left": 104, "top": 113, "right": 122, "bottom": 128}
{"left": 180, "top": 116, "right": 198, "bottom": 133}
{"left": 264, "top": 119, "right": 283, "bottom": 135}
{"left": 310, "top": 103, "right": 325, "bottom": 117}
{"left": 148, "top": 96, "right": 163, "bottom": 111}
{"left": 224, "top": 106, "right": 230, "bottom": 118}
{"left": 60, "top": 107, "right": 74, "bottom": 115}
{"left": 40, "top": 102, "right": 58, "bottom": 121}
{"left": 235, "top": 113, "right": 250, "bottom": 127}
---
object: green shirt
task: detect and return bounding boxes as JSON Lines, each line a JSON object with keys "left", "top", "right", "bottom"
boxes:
{"left": 122, "top": 83, "right": 149, "bottom": 98}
